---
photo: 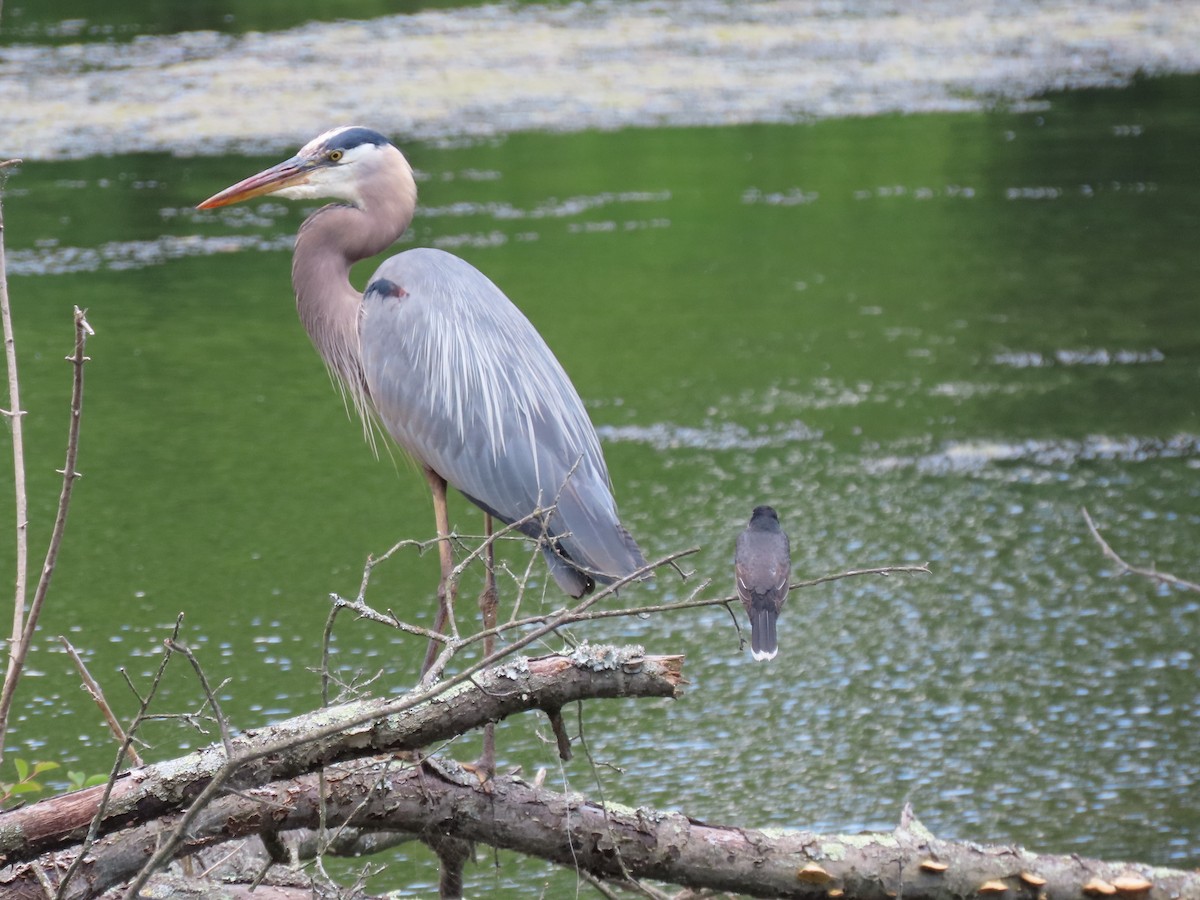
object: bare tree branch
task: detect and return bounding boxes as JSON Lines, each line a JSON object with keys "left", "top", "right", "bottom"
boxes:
{"left": 2, "top": 757, "right": 1188, "bottom": 900}
{"left": 336, "top": 554, "right": 927, "bottom": 682}
{"left": 165, "top": 639, "right": 234, "bottom": 756}
{"left": 53, "top": 614, "right": 184, "bottom": 900}
{"left": 57, "top": 637, "right": 143, "bottom": 768}
{"left": 1082, "top": 507, "right": 1200, "bottom": 593}
{"left": 0, "top": 302, "right": 92, "bottom": 755}
{"left": 0, "top": 646, "right": 683, "bottom": 867}
{"left": 0, "top": 156, "right": 28, "bottom": 759}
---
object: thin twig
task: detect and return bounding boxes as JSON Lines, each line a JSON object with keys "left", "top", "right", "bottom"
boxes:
{"left": 420, "top": 547, "right": 698, "bottom": 686}
{"left": 58, "top": 636, "right": 143, "bottom": 767}
{"left": 118, "top": 668, "right": 147, "bottom": 706}
{"left": 444, "top": 507, "right": 537, "bottom": 595}
{"left": 195, "top": 839, "right": 254, "bottom": 879}
{"left": 1082, "top": 507, "right": 1200, "bottom": 593}
{"left": 332, "top": 594, "right": 448, "bottom": 640}
{"left": 433, "top": 506, "right": 548, "bottom": 653}
{"left": 616, "top": 876, "right": 675, "bottom": 900}
{"left": 344, "top": 556, "right": 922, "bottom": 710}
{"left": 507, "top": 535, "right": 543, "bottom": 623}
{"left": 320, "top": 516, "right": 540, "bottom": 687}
{"left": 720, "top": 599, "right": 745, "bottom": 651}
{"left": 56, "top": 614, "right": 184, "bottom": 900}
{"left": 579, "top": 870, "right": 623, "bottom": 899}
{"left": 320, "top": 598, "right": 342, "bottom": 710}
{"left": 0, "top": 156, "right": 28, "bottom": 760}
{"left": 575, "top": 701, "right": 640, "bottom": 889}
{"left": 0, "top": 306, "right": 92, "bottom": 756}
{"left": 349, "top": 560, "right": 926, "bottom": 666}
{"left": 792, "top": 562, "right": 931, "bottom": 590}
{"left": 166, "top": 639, "right": 234, "bottom": 756}
{"left": 31, "top": 861, "right": 56, "bottom": 898}
{"left": 248, "top": 838, "right": 281, "bottom": 890}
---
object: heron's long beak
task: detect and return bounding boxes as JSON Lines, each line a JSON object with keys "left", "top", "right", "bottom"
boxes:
{"left": 196, "top": 156, "right": 314, "bottom": 209}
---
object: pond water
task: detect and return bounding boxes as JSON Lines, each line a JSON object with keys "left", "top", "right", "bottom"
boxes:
{"left": 2, "top": 7, "right": 1200, "bottom": 897}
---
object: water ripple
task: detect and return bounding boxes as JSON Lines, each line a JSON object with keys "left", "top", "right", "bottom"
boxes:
{"left": 422, "top": 190, "right": 671, "bottom": 220}
{"left": 993, "top": 348, "right": 1166, "bottom": 367}
{"left": 869, "top": 434, "right": 1200, "bottom": 474}
{"left": 6, "top": 233, "right": 294, "bottom": 276}
{"left": 598, "top": 420, "right": 821, "bottom": 451}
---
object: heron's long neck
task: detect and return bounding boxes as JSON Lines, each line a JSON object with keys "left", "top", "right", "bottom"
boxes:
{"left": 291, "top": 186, "right": 415, "bottom": 410}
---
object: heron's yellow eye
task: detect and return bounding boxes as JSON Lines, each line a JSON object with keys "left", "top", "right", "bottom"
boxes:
{"left": 329, "top": 149, "right": 344, "bottom": 162}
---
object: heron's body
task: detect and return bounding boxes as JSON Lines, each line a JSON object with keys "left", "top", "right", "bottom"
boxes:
{"left": 199, "top": 126, "right": 647, "bottom": 598}
{"left": 361, "top": 251, "right": 643, "bottom": 596}
{"left": 734, "top": 506, "right": 791, "bottom": 661}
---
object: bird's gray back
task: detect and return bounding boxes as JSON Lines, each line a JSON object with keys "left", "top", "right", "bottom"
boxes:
{"left": 735, "top": 526, "right": 791, "bottom": 599}
{"left": 360, "top": 248, "right": 644, "bottom": 581}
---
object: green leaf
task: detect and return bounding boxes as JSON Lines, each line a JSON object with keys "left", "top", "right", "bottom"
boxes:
{"left": 31, "top": 761, "right": 60, "bottom": 776}
{"left": 84, "top": 774, "right": 109, "bottom": 787}
{"left": 12, "top": 759, "right": 29, "bottom": 781}
{"left": 8, "top": 781, "right": 43, "bottom": 795}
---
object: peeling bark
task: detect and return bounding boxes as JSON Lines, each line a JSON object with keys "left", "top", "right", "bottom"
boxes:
{"left": 0, "top": 646, "right": 1193, "bottom": 900}
{"left": 1, "top": 755, "right": 1195, "bottom": 900}
{"left": 0, "top": 646, "right": 682, "bottom": 864}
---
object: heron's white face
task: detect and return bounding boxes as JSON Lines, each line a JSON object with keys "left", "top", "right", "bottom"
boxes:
{"left": 275, "top": 135, "right": 393, "bottom": 206}
{"left": 197, "top": 125, "right": 413, "bottom": 212}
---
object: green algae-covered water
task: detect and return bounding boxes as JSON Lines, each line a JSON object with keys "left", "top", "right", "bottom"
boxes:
{"left": 2, "top": 3, "right": 1199, "bottom": 895}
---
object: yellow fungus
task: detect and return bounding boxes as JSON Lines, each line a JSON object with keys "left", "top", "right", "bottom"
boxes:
{"left": 797, "top": 863, "right": 833, "bottom": 884}
{"left": 1112, "top": 875, "right": 1152, "bottom": 894}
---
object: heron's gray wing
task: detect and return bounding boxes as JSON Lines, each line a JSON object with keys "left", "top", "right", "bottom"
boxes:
{"left": 360, "top": 248, "right": 645, "bottom": 584}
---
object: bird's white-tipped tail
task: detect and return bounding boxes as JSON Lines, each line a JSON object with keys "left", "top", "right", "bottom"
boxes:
{"left": 750, "top": 605, "right": 778, "bottom": 661}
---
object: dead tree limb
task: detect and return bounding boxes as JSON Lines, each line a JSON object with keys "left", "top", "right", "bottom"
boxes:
{"left": 1, "top": 756, "right": 1190, "bottom": 900}
{"left": 0, "top": 646, "right": 683, "bottom": 865}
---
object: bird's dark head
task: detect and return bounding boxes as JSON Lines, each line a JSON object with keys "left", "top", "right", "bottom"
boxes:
{"left": 197, "top": 125, "right": 413, "bottom": 211}
{"left": 748, "top": 505, "right": 781, "bottom": 530}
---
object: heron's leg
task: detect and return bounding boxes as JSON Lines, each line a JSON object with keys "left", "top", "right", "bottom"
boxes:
{"left": 421, "top": 468, "right": 456, "bottom": 677}
{"left": 475, "top": 512, "right": 498, "bottom": 779}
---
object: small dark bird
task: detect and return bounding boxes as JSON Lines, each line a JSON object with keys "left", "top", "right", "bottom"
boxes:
{"left": 734, "top": 506, "right": 792, "bottom": 661}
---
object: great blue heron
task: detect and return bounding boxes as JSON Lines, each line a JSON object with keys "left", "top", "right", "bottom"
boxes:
{"left": 734, "top": 505, "right": 791, "bottom": 660}
{"left": 197, "top": 125, "right": 648, "bottom": 667}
